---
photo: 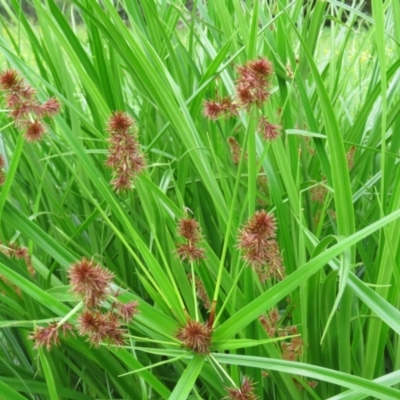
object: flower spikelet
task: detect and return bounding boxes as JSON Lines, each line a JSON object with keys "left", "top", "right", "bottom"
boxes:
{"left": 281, "top": 326, "right": 303, "bottom": 361}
{"left": 176, "top": 320, "right": 212, "bottom": 354}
{"left": 346, "top": 145, "right": 356, "bottom": 170}
{"left": 29, "top": 322, "right": 74, "bottom": 351}
{"left": 257, "top": 116, "right": 281, "bottom": 141}
{"left": 5, "top": 241, "right": 35, "bottom": 276}
{"left": 236, "top": 58, "right": 273, "bottom": 108}
{"left": 78, "top": 310, "right": 126, "bottom": 348}
{"left": 105, "top": 111, "right": 146, "bottom": 191}
{"left": 115, "top": 300, "right": 139, "bottom": 322}
{"left": 68, "top": 258, "right": 114, "bottom": 308}
{"left": 203, "top": 96, "right": 238, "bottom": 120}
{"left": 0, "top": 154, "right": 6, "bottom": 185}
{"left": 228, "top": 137, "right": 243, "bottom": 165}
{"left": 224, "top": 376, "right": 258, "bottom": 400}
{"left": 0, "top": 69, "right": 60, "bottom": 141}
{"left": 237, "top": 210, "right": 284, "bottom": 281}
{"left": 175, "top": 216, "right": 206, "bottom": 262}
{"left": 259, "top": 308, "right": 280, "bottom": 337}
{"left": 187, "top": 273, "right": 211, "bottom": 309}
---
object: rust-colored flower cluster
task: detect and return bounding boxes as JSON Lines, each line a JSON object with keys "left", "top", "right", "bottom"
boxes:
{"left": 69, "top": 258, "right": 139, "bottom": 347}
{"left": 236, "top": 58, "right": 273, "bottom": 108}
{"left": 237, "top": 210, "right": 284, "bottom": 282}
{"left": 257, "top": 116, "right": 281, "bottom": 141}
{"left": 256, "top": 167, "right": 269, "bottom": 206}
{"left": 310, "top": 179, "right": 328, "bottom": 204}
{"left": 202, "top": 96, "right": 238, "bottom": 120}
{"left": 0, "top": 69, "right": 60, "bottom": 141}
{"left": 176, "top": 320, "right": 212, "bottom": 354}
{"left": 280, "top": 326, "right": 303, "bottom": 361}
{"left": 203, "top": 58, "right": 281, "bottom": 141}
{"left": 29, "top": 258, "right": 139, "bottom": 350}
{"left": 175, "top": 216, "right": 206, "bottom": 262}
{"left": 224, "top": 376, "right": 258, "bottom": 400}
{"left": 0, "top": 240, "right": 34, "bottom": 277}
{"left": 29, "top": 322, "right": 74, "bottom": 351}
{"left": 227, "top": 136, "right": 243, "bottom": 165}
{"left": 346, "top": 145, "right": 356, "bottom": 170}
{"left": 68, "top": 258, "right": 114, "bottom": 308}
{"left": 0, "top": 154, "right": 5, "bottom": 185}
{"left": 294, "top": 377, "right": 318, "bottom": 391}
{"left": 260, "top": 309, "right": 303, "bottom": 361}
{"left": 187, "top": 273, "right": 210, "bottom": 309}
{"left": 105, "top": 111, "right": 145, "bottom": 192}
{"left": 259, "top": 308, "right": 280, "bottom": 337}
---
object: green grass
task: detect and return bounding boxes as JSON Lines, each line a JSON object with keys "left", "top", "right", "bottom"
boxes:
{"left": 1, "top": 0, "right": 400, "bottom": 399}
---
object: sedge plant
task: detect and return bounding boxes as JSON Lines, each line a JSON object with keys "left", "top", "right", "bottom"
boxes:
{"left": 0, "top": 0, "right": 400, "bottom": 399}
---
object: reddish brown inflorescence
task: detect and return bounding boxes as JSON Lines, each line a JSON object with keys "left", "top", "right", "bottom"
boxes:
{"left": 105, "top": 111, "right": 146, "bottom": 192}
{"left": 0, "top": 69, "right": 60, "bottom": 141}
{"left": 203, "top": 97, "right": 238, "bottom": 120}
{"left": 237, "top": 210, "right": 285, "bottom": 282}
{"left": 257, "top": 116, "right": 281, "bottom": 141}
{"left": 115, "top": 300, "right": 139, "bottom": 322}
{"left": 78, "top": 309, "right": 126, "bottom": 348}
{"left": 236, "top": 58, "right": 273, "bottom": 109}
{"left": 0, "top": 241, "right": 35, "bottom": 277}
{"left": 224, "top": 376, "right": 258, "bottom": 400}
{"left": 176, "top": 320, "right": 212, "bottom": 354}
{"left": 259, "top": 308, "right": 280, "bottom": 337}
{"left": 29, "top": 322, "right": 74, "bottom": 351}
{"left": 0, "top": 154, "right": 5, "bottom": 185}
{"left": 281, "top": 326, "right": 303, "bottom": 361}
{"left": 68, "top": 258, "right": 114, "bottom": 308}
{"left": 187, "top": 273, "right": 211, "bottom": 309}
{"left": 175, "top": 216, "right": 206, "bottom": 262}
{"left": 30, "top": 257, "right": 140, "bottom": 350}
{"left": 227, "top": 136, "right": 243, "bottom": 165}
{"left": 204, "top": 57, "right": 280, "bottom": 160}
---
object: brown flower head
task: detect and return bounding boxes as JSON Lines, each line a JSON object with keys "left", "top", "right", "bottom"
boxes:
{"left": 0, "top": 155, "right": 5, "bottom": 185}
{"left": 259, "top": 307, "right": 280, "bottom": 337}
{"left": 203, "top": 97, "right": 238, "bottom": 120}
{"left": 178, "top": 217, "right": 202, "bottom": 242}
{"left": 0, "top": 69, "right": 60, "bottom": 142}
{"left": 248, "top": 58, "right": 274, "bottom": 78}
{"left": 107, "top": 111, "right": 133, "bottom": 133}
{"left": 237, "top": 210, "right": 276, "bottom": 257}
{"left": 34, "top": 97, "right": 60, "bottom": 118}
{"left": 224, "top": 376, "right": 258, "bottom": 400}
{"left": 24, "top": 120, "right": 46, "bottom": 142}
{"left": 176, "top": 243, "right": 206, "bottom": 262}
{"left": 257, "top": 117, "right": 281, "bottom": 141}
{"left": 176, "top": 320, "right": 212, "bottom": 354}
{"left": 346, "top": 145, "right": 356, "bottom": 170}
{"left": 236, "top": 58, "right": 273, "bottom": 108}
{"left": 29, "top": 322, "right": 74, "bottom": 351}
{"left": 175, "top": 216, "right": 206, "bottom": 262}
{"left": 78, "top": 309, "right": 126, "bottom": 348}
{"left": 228, "top": 136, "right": 243, "bottom": 165}
{"left": 310, "top": 180, "right": 328, "bottom": 203}
{"left": 5, "top": 242, "right": 35, "bottom": 276}
{"left": 105, "top": 111, "right": 146, "bottom": 191}
{"left": 187, "top": 273, "right": 211, "bottom": 309}
{"left": 68, "top": 258, "right": 114, "bottom": 308}
{"left": 115, "top": 300, "right": 139, "bottom": 322}
{"left": 237, "top": 210, "right": 284, "bottom": 281}
{"left": 0, "top": 70, "right": 21, "bottom": 90}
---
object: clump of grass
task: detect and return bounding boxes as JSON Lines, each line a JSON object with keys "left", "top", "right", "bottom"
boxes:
{"left": 1, "top": 1, "right": 400, "bottom": 399}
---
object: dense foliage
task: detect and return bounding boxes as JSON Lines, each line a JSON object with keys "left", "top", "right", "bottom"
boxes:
{"left": 0, "top": 1, "right": 400, "bottom": 399}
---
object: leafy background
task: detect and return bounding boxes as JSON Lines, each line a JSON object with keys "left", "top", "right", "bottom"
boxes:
{"left": 1, "top": 0, "right": 400, "bottom": 399}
